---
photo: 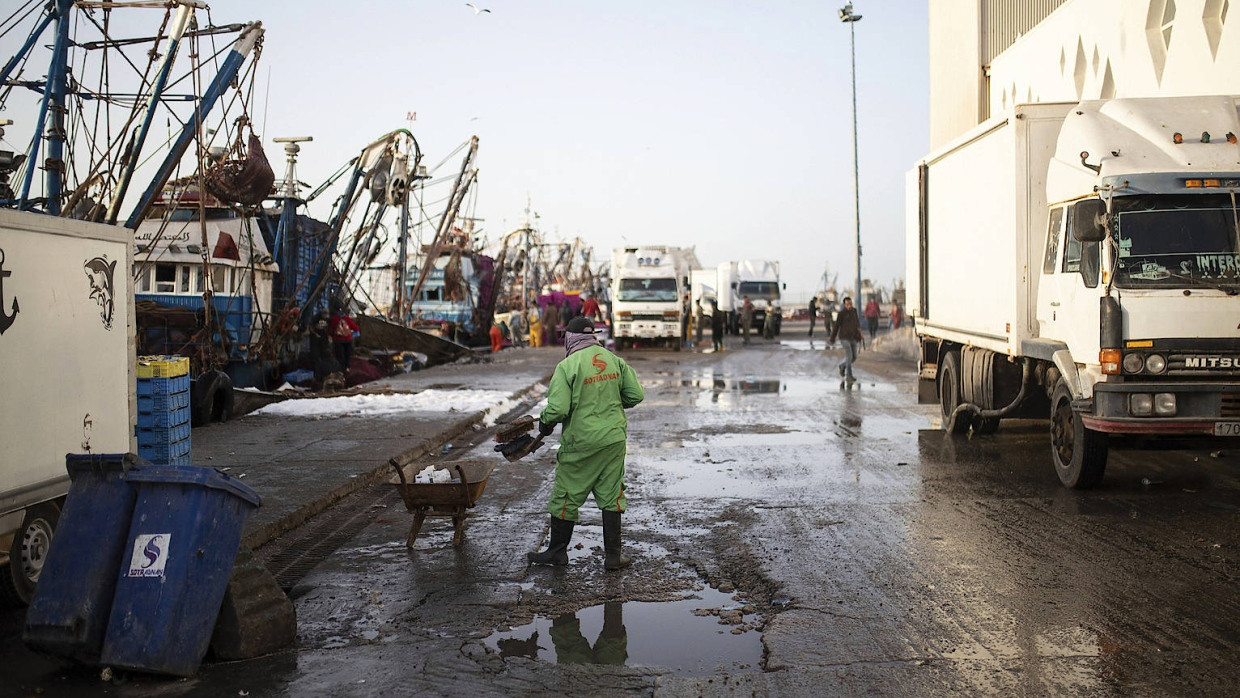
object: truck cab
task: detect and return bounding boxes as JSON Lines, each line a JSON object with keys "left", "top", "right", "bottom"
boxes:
{"left": 610, "top": 247, "right": 690, "bottom": 351}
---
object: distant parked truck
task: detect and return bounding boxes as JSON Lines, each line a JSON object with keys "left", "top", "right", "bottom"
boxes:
{"left": 610, "top": 246, "right": 697, "bottom": 350}
{"left": 0, "top": 209, "right": 136, "bottom": 603}
{"left": 728, "top": 260, "right": 783, "bottom": 335}
{"left": 908, "top": 96, "right": 1240, "bottom": 489}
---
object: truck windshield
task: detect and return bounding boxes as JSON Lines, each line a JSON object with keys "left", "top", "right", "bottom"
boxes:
{"left": 618, "top": 278, "right": 678, "bottom": 302}
{"left": 736, "top": 281, "right": 780, "bottom": 300}
{"left": 1113, "top": 194, "right": 1240, "bottom": 289}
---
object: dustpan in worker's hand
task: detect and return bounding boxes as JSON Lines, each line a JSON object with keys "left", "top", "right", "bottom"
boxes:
{"left": 494, "top": 433, "right": 546, "bottom": 462}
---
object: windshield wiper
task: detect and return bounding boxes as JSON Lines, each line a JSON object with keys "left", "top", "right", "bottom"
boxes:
{"left": 1167, "top": 271, "right": 1240, "bottom": 295}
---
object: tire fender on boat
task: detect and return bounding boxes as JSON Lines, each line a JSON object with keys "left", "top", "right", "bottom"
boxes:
{"left": 192, "top": 370, "right": 234, "bottom": 426}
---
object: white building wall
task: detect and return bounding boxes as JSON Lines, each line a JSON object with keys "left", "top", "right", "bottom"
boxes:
{"left": 930, "top": 0, "right": 1239, "bottom": 146}
{"left": 988, "top": 0, "right": 1240, "bottom": 127}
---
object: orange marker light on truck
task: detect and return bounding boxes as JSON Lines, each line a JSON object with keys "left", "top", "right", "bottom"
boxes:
{"left": 1100, "top": 348, "right": 1122, "bottom": 375}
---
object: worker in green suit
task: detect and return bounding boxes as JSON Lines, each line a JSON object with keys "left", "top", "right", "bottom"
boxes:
{"left": 528, "top": 316, "right": 645, "bottom": 571}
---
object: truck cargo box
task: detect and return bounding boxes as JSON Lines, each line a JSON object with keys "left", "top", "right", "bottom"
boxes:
{"left": 0, "top": 209, "right": 136, "bottom": 529}
{"left": 907, "top": 102, "right": 1075, "bottom": 356}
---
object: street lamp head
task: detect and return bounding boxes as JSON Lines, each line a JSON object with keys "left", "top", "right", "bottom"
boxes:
{"left": 838, "top": 3, "right": 862, "bottom": 22}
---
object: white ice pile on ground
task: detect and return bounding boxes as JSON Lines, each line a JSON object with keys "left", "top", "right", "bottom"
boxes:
{"left": 251, "top": 389, "right": 512, "bottom": 418}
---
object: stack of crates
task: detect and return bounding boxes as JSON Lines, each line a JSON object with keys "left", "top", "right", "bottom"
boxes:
{"left": 136, "top": 356, "right": 192, "bottom": 465}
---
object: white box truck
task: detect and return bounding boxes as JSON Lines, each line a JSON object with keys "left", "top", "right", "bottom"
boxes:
{"left": 731, "top": 259, "right": 783, "bottom": 336}
{"left": 908, "top": 96, "right": 1240, "bottom": 488}
{"left": 0, "top": 209, "right": 136, "bottom": 602}
{"left": 610, "top": 246, "right": 696, "bottom": 351}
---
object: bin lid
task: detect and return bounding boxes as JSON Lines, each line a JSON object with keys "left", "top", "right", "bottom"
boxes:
{"left": 124, "top": 464, "right": 261, "bottom": 508}
{"left": 65, "top": 453, "right": 144, "bottom": 479}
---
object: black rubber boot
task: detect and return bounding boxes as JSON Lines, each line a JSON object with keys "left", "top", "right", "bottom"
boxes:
{"left": 602, "top": 510, "right": 632, "bottom": 571}
{"left": 527, "top": 516, "right": 574, "bottom": 566}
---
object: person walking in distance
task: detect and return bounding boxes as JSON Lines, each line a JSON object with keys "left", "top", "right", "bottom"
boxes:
{"left": 864, "top": 296, "right": 881, "bottom": 341}
{"left": 740, "top": 296, "right": 754, "bottom": 345}
{"left": 807, "top": 296, "right": 818, "bottom": 337}
{"left": 830, "top": 296, "right": 863, "bottom": 383}
{"left": 528, "top": 316, "right": 645, "bottom": 571}
{"left": 710, "top": 299, "right": 724, "bottom": 352}
{"left": 694, "top": 298, "right": 705, "bottom": 347}
{"left": 329, "top": 306, "right": 360, "bottom": 377}
{"left": 543, "top": 302, "right": 561, "bottom": 347}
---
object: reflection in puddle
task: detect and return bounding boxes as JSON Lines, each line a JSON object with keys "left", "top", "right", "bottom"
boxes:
{"left": 484, "top": 587, "right": 761, "bottom": 675}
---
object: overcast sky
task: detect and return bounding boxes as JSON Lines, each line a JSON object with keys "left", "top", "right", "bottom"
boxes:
{"left": 5, "top": 0, "right": 930, "bottom": 302}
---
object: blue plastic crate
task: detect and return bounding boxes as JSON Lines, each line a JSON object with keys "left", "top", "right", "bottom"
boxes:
{"left": 165, "top": 453, "right": 193, "bottom": 467}
{"left": 137, "top": 390, "right": 190, "bottom": 414}
{"left": 136, "top": 374, "right": 191, "bottom": 396}
{"left": 137, "top": 421, "right": 191, "bottom": 446}
{"left": 137, "top": 406, "right": 191, "bottom": 429}
{"left": 137, "top": 438, "right": 191, "bottom": 464}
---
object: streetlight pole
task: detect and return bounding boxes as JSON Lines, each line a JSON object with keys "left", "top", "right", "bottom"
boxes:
{"left": 839, "top": 3, "right": 862, "bottom": 307}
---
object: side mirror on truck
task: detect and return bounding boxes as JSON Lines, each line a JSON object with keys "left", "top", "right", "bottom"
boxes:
{"left": 1071, "top": 199, "right": 1108, "bottom": 242}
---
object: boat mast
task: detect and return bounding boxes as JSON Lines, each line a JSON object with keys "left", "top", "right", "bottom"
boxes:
{"left": 104, "top": 1, "right": 201, "bottom": 224}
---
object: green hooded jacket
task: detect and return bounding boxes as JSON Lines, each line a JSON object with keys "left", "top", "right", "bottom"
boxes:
{"left": 540, "top": 345, "right": 644, "bottom": 452}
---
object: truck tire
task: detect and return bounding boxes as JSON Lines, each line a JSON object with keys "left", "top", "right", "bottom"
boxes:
{"left": 192, "top": 370, "right": 235, "bottom": 427}
{"left": 938, "top": 351, "right": 972, "bottom": 435}
{"left": 1049, "top": 382, "right": 1108, "bottom": 488}
{"left": 1, "top": 502, "right": 60, "bottom": 606}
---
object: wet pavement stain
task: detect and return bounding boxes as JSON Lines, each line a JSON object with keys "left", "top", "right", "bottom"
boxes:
{"left": 483, "top": 586, "right": 762, "bottom": 675}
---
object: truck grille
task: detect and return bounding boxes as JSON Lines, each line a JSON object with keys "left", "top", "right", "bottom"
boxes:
{"left": 1223, "top": 395, "right": 1240, "bottom": 418}
{"left": 631, "top": 313, "right": 666, "bottom": 321}
{"left": 1166, "top": 353, "right": 1240, "bottom": 377}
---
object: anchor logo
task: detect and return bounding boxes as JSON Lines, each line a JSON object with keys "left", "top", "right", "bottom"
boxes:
{"left": 0, "top": 248, "right": 19, "bottom": 335}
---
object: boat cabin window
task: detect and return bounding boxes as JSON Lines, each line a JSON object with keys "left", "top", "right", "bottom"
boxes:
{"left": 179, "top": 265, "right": 190, "bottom": 293}
{"left": 422, "top": 287, "right": 442, "bottom": 302}
{"left": 212, "top": 266, "right": 228, "bottom": 293}
{"left": 1043, "top": 207, "right": 1064, "bottom": 274}
{"left": 154, "top": 264, "right": 176, "bottom": 293}
{"left": 135, "top": 265, "right": 151, "bottom": 292}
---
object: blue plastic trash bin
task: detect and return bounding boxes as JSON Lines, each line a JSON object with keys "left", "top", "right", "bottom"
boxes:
{"left": 99, "top": 465, "right": 260, "bottom": 677}
{"left": 23, "top": 454, "right": 144, "bottom": 662}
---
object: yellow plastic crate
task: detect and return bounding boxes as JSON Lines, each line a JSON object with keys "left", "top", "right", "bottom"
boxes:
{"left": 136, "top": 355, "right": 190, "bottom": 379}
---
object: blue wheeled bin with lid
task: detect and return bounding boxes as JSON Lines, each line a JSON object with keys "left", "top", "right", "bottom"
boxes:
{"left": 99, "top": 465, "right": 260, "bottom": 676}
{"left": 22, "top": 454, "right": 144, "bottom": 662}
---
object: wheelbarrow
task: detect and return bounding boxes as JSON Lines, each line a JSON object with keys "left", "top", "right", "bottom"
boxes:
{"left": 389, "top": 459, "right": 495, "bottom": 548}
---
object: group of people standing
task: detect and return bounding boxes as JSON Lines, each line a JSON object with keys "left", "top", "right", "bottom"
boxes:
{"left": 308, "top": 307, "right": 360, "bottom": 384}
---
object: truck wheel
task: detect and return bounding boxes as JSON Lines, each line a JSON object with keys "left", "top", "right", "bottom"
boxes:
{"left": 0, "top": 502, "right": 60, "bottom": 606}
{"left": 938, "top": 351, "right": 972, "bottom": 435}
{"left": 1050, "top": 382, "right": 1108, "bottom": 488}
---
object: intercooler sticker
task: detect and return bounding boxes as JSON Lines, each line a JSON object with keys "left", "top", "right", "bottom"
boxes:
{"left": 127, "top": 534, "right": 171, "bottom": 577}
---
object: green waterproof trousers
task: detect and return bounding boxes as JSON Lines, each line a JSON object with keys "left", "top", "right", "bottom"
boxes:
{"left": 548, "top": 441, "right": 627, "bottom": 521}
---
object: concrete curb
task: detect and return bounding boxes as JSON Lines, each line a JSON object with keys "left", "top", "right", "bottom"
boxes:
{"left": 241, "top": 371, "right": 554, "bottom": 551}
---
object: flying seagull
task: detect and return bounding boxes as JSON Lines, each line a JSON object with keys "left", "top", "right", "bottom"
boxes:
{"left": 466, "top": 3, "right": 491, "bottom": 14}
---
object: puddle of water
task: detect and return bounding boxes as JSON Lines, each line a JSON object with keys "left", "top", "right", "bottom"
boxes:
{"left": 484, "top": 587, "right": 761, "bottom": 675}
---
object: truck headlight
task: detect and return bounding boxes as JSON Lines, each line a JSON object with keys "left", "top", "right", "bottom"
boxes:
{"left": 1129, "top": 394, "right": 1153, "bottom": 416}
{"left": 1154, "top": 392, "right": 1177, "bottom": 416}
{"left": 1145, "top": 354, "right": 1167, "bottom": 374}
{"left": 1122, "top": 353, "right": 1144, "bottom": 373}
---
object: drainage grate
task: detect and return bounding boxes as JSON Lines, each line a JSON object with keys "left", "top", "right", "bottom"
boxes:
{"left": 256, "top": 484, "right": 400, "bottom": 590}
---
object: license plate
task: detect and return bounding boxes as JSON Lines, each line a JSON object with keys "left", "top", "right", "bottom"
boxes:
{"left": 1215, "top": 422, "right": 1240, "bottom": 436}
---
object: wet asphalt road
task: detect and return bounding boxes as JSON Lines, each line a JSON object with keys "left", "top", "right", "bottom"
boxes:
{"left": 4, "top": 322, "right": 1240, "bottom": 696}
